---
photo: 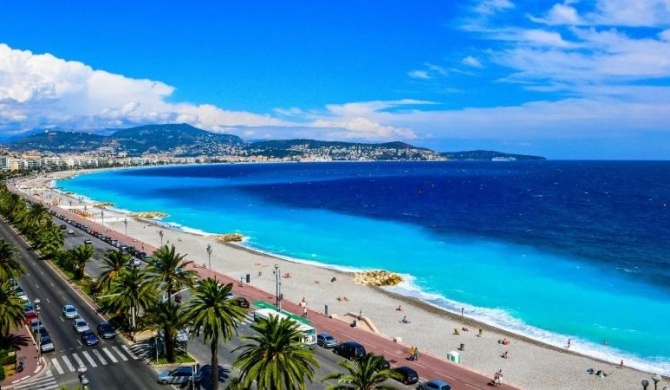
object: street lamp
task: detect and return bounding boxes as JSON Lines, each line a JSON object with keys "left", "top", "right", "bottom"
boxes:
{"left": 643, "top": 379, "right": 650, "bottom": 390}
{"left": 123, "top": 218, "right": 128, "bottom": 236}
{"left": 159, "top": 230, "right": 164, "bottom": 247}
{"left": 274, "top": 264, "right": 282, "bottom": 312}
{"left": 78, "top": 365, "right": 89, "bottom": 389}
{"left": 206, "top": 244, "right": 212, "bottom": 270}
{"left": 34, "top": 298, "right": 41, "bottom": 365}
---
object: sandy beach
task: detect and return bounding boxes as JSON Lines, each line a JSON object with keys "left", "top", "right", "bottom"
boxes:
{"left": 16, "top": 170, "right": 668, "bottom": 390}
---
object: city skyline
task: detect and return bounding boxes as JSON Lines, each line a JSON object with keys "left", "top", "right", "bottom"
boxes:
{"left": 0, "top": 1, "right": 669, "bottom": 159}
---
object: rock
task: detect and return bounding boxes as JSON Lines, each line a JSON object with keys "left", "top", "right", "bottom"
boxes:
{"left": 353, "top": 270, "right": 403, "bottom": 286}
{"left": 216, "top": 233, "right": 244, "bottom": 242}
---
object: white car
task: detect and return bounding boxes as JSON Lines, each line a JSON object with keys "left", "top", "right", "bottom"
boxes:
{"left": 40, "top": 336, "right": 55, "bottom": 353}
{"left": 72, "top": 318, "right": 90, "bottom": 334}
{"left": 62, "top": 304, "right": 79, "bottom": 319}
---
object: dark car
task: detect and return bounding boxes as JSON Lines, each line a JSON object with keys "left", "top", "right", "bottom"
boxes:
{"left": 418, "top": 379, "right": 452, "bottom": 390}
{"left": 80, "top": 330, "right": 100, "bottom": 346}
{"left": 198, "top": 364, "right": 228, "bottom": 390}
{"left": 392, "top": 366, "right": 419, "bottom": 385}
{"left": 333, "top": 341, "right": 366, "bottom": 360}
{"left": 97, "top": 322, "right": 116, "bottom": 339}
{"left": 317, "top": 332, "right": 338, "bottom": 348}
{"left": 234, "top": 297, "right": 250, "bottom": 308}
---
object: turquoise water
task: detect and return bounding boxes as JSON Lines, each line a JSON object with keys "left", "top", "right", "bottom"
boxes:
{"left": 55, "top": 162, "right": 670, "bottom": 374}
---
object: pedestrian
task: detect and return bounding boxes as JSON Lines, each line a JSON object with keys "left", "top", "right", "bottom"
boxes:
{"left": 409, "top": 346, "right": 415, "bottom": 360}
{"left": 478, "top": 328, "right": 483, "bottom": 337}
{"left": 302, "top": 306, "right": 308, "bottom": 318}
{"left": 619, "top": 359, "right": 624, "bottom": 369}
{"left": 461, "top": 307, "right": 464, "bottom": 317}
{"left": 413, "top": 346, "right": 419, "bottom": 361}
{"left": 494, "top": 369, "right": 503, "bottom": 387}
{"left": 567, "top": 338, "right": 571, "bottom": 349}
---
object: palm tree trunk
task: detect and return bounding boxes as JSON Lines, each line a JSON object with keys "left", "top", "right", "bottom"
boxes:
{"left": 165, "top": 325, "right": 175, "bottom": 363}
{"left": 210, "top": 334, "right": 219, "bottom": 390}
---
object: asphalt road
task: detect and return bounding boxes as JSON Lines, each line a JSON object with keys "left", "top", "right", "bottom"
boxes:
{"left": 1, "top": 217, "right": 164, "bottom": 390}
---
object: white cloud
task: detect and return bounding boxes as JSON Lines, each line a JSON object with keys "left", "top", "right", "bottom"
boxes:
{"left": 461, "top": 56, "right": 484, "bottom": 68}
{"left": 530, "top": 2, "right": 582, "bottom": 25}
{"left": 474, "top": 0, "right": 515, "bottom": 16}
{"left": 589, "top": 0, "right": 670, "bottom": 27}
{"left": 408, "top": 70, "right": 431, "bottom": 79}
{"left": 0, "top": 44, "right": 286, "bottom": 133}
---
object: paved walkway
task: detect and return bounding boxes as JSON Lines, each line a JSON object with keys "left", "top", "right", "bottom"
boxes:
{"left": 1, "top": 324, "right": 45, "bottom": 389}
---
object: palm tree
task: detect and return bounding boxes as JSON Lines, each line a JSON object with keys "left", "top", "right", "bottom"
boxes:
{"left": 322, "top": 353, "right": 400, "bottom": 390}
{"left": 145, "top": 300, "right": 186, "bottom": 364}
{"left": 99, "top": 266, "right": 157, "bottom": 339}
{"left": 21, "top": 202, "right": 52, "bottom": 234}
{"left": 0, "top": 280, "right": 26, "bottom": 338}
{"left": 68, "top": 244, "right": 95, "bottom": 280}
{"left": 183, "top": 279, "right": 247, "bottom": 390}
{"left": 0, "top": 240, "right": 24, "bottom": 281}
{"left": 147, "top": 245, "right": 197, "bottom": 300}
{"left": 234, "top": 315, "right": 319, "bottom": 390}
{"left": 97, "top": 250, "right": 132, "bottom": 292}
{"left": 37, "top": 224, "right": 65, "bottom": 258}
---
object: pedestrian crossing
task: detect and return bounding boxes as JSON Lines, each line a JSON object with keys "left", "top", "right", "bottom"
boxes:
{"left": 47, "top": 344, "right": 141, "bottom": 376}
{"left": 11, "top": 369, "right": 58, "bottom": 390}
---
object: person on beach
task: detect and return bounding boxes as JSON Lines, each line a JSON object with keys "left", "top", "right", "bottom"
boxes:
{"left": 619, "top": 359, "right": 624, "bottom": 369}
{"left": 502, "top": 351, "right": 508, "bottom": 359}
{"left": 478, "top": 328, "right": 483, "bottom": 337}
{"left": 567, "top": 338, "right": 571, "bottom": 349}
{"left": 401, "top": 315, "right": 409, "bottom": 324}
{"left": 396, "top": 305, "right": 402, "bottom": 311}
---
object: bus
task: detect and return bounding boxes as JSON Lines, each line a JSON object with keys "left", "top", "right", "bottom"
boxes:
{"left": 253, "top": 308, "right": 317, "bottom": 347}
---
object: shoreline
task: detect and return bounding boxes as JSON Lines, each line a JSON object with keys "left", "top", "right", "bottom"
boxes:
{"left": 17, "top": 169, "right": 668, "bottom": 389}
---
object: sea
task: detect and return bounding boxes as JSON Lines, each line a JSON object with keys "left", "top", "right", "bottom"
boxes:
{"left": 55, "top": 161, "right": 670, "bottom": 374}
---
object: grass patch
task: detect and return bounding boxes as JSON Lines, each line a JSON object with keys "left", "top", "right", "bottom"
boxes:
{"left": 154, "top": 350, "right": 195, "bottom": 365}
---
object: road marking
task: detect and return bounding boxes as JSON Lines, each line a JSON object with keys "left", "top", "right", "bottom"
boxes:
{"left": 113, "top": 346, "right": 128, "bottom": 361}
{"left": 122, "top": 345, "right": 138, "bottom": 359}
{"left": 82, "top": 350, "right": 97, "bottom": 367}
{"left": 103, "top": 347, "right": 118, "bottom": 363}
{"left": 61, "top": 355, "right": 75, "bottom": 372}
{"left": 51, "top": 358, "right": 64, "bottom": 375}
{"left": 93, "top": 349, "right": 108, "bottom": 365}
{"left": 72, "top": 352, "right": 85, "bottom": 368}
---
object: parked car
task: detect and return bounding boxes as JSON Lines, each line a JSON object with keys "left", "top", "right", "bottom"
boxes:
{"left": 333, "top": 341, "right": 366, "bottom": 360}
{"left": 29, "top": 318, "right": 43, "bottom": 332}
{"left": 34, "top": 325, "right": 49, "bottom": 338}
{"left": 97, "top": 322, "right": 116, "bottom": 339}
{"left": 62, "top": 304, "right": 79, "bottom": 319}
{"left": 40, "top": 336, "right": 55, "bottom": 353}
{"left": 67, "top": 229, "right": 75, "bottom": 234}
{"left": 84, "top": 239, "right": 92, "bottom": 245}
{"left": 72, "top": 318, "right": 90, "bottom": 334}
{"left": 392, "top": 366, "right": 419, "bottom": 385}
{"left": 157, "top": 366, "right": 202, "bottom": 385}
{"left": 25, "top": 311, "right": 39, "bottom": 325}
{"left": 317, "top": 332, "right": 338, "bottom": 348}
{"left": 418, "top": 379, "right": 452, "bottom": 390}
{"left": 80, "top": 330, "right": 100, "bottom": 346}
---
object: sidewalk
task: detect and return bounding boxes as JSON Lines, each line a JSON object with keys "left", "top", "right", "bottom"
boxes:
{"left": 1, "top": 325, "right": 45, "bottom": 389}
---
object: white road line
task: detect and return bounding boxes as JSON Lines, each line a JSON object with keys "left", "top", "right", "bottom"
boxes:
{"left": 71, "top": 352, "right": 85, "bottom": 368}
{"left": 51, "top": 358, "right": 64, "bottom": 375}
{"left": 93, "top": 349, "right": 108, "bottom": 365}
{"left": 61, "top": 355, "right": 75, "bottom": 372}
{"left": 103, "top": 347, "right": 118, "bottom": 363}
{"left": 82, "top": 350, "right": 97, "bottom": 367}
{"left": 112, "top": 346, "right": 128, "bottom": 361}
{"left": 122, "top": 345, "right": 138, "bottom": 359}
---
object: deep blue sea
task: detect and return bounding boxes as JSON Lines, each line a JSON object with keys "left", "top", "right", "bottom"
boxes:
{"left": 56, "top": 161, "right": 670, "bottom": 373}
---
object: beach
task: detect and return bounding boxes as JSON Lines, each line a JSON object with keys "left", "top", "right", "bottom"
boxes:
{"left": 17, "top": 170, "right": 668, "bottom": 390}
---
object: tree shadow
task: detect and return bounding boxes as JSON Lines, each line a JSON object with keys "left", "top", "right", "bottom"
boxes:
{"left": 0, "top": 333, "right": 30, "bottom": 351}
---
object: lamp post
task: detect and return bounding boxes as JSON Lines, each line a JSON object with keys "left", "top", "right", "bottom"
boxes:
{"left": 274, "top": 264, "right": 282, "bottom": 312}
{"left": 78, "top": 365, "right": 89, "bottom": 389}
{"left": 123, "top": 218, "right": 128, "bottom": 236}
{"left": 159, "top": 230, "right": 164, "bottom": 247}
{"left": 206, "top": 244, "right": 212, "bottom": 270}
{"left": 34, "top": 298, "right": 41, "bottom": 365}
{"left": 643, "top": 379, "right": 650, "bottom": 390}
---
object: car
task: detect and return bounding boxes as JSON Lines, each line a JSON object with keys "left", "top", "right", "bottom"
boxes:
{"left": 80, "top": 330, "right": 100, "bottom": 346}
{"left": 40, "top": 336, "right": 55, "bottom": 353}
{"left": 97, "top": 322, "right": 116, "bottom": 339}
{"left": 316, "top": 332, "right": 338, "bottom": 348}
{"left": 418, "top": 379, "right": 452, "bottom": 390}
{"left": 23, "top": 301, "right": 34, "bottom": 313}
{"left": 67, "top": 229, "right": 75, "bottom": 234}
{"left": 333, "top": 341, "right": 366, "bottom": 360}
{"left": 28, "top": 318, "right": 43, "bottom": 332}
{"left": 62, "top": 304, "right": 79, "bottom": 319}
{"left": 157, "top": 366, "right": 202, "bottom": 385}
{"left": 34, "top": 325, "right": 49, "bottom": 338}
{"left": 72, "top": 318, "right": 90, "bottom": 334}
{"left": 392, "top": 366, "right": 419, "bottom": 385}
{"left": 84, "top": 239, "right": 92, "bottom": 245}
{"left": 197, "top": 364, "right": 226, "bottom": 389}
{"left": 25, "top": 311, "right": 39, "bottom": 325}
{"left": 59, "top": 224, "right": 67, "bottom": 229}
{"left": 234, "top": 297, "right": 250, "bottom": 308}
{"left": 14, "top": 287, "right": 29, "bottom": 301}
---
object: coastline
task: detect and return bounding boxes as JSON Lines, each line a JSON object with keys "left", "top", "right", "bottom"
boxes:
{"left": 17, "top": 169, "right": 668, "bottom": 390}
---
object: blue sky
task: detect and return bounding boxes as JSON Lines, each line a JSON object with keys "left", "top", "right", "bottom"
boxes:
{"left": 0, "top": 1, "right": 669, "bottom": 159}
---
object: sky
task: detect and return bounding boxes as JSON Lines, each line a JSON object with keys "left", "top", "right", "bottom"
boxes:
{"left": 0, "top": 1, "right": 669, "bottom": 159}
